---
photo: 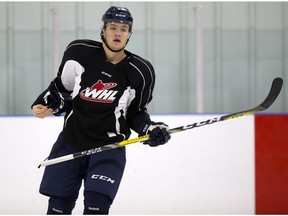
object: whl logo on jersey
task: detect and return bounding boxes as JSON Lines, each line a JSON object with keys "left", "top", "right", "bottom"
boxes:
{"left": 80, "top": 80, "right": 118, "bottom": 103}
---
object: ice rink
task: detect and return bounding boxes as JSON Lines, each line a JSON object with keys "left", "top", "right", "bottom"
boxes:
{"left": 0, "top": 114, "right": 255, "bottom": 214}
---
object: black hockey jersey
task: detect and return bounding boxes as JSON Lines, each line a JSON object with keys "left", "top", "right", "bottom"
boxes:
{"left": 33, "top": 39, "right": 155, "bottom": 150}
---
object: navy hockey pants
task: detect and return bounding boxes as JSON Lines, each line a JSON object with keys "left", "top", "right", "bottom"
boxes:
{"left": 39, "top": 132, "right": 126, "bottom": 214}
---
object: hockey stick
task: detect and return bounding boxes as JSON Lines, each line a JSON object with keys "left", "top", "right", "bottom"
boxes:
{"left": 38, "top": 77, "right": 283, "bottom": 168}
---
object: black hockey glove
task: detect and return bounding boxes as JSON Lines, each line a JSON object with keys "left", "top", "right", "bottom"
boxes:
{"left": 43, "top": 90, "right": 72, "bottom": 116}
{"left": 139, "top": 121, "right": 171, "bottom": 147}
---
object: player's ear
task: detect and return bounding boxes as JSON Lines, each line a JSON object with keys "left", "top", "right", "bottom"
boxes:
{"left": 128, "top": 31, "right": 132, "bottom": 39}
{"left": 100, "top": 24, "right": 106, "bottom": 40}
{"left": 100, "top": 29, "right": 105, "bottom": 41}
{"left": 127, "top": 32, "right": 132, "bottom": 43}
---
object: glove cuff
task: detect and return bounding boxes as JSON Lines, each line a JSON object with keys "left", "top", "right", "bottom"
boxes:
{"left": 139, "top": 121, "right": 153, "bottom": 136}
{"left": 139, "top": 121, "right": 169, "bottom": 136}
{"left": 146, "top": 123, "right": 169, "bottom": 134}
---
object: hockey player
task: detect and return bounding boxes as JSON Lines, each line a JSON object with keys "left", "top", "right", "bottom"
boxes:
{"left": 31, "top": 6, "right": 171, "bottom": 215}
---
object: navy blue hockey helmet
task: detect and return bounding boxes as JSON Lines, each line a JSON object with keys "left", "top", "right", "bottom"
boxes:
{"left": 102, "top": 6, "right": 133, "bottom": 32}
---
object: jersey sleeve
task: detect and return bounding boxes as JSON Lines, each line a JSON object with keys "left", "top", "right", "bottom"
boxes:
{"left": 126, "top": 56, "right": 156, "bottom": 133}
{"left": 31, "top": 40, "right": 93, "bottom": 107}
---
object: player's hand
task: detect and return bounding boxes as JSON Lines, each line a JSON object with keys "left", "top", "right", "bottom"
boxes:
{"left": 43, "top": 90, "right": 72, "bottom": 116}
{"left": 32, "top": 104, "right": 53, "bottom": 118}
{"left": 139, "top": 121, "right": 171, "bottom": 147}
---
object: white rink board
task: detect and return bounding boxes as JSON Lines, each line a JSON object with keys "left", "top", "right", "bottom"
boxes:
{"left": 0, "top": 115, "right": 254, "bottom": 214}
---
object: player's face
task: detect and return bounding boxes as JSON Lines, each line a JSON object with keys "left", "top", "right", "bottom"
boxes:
{"left": 103, "top": 22, "right": 130, "bottom": 50}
